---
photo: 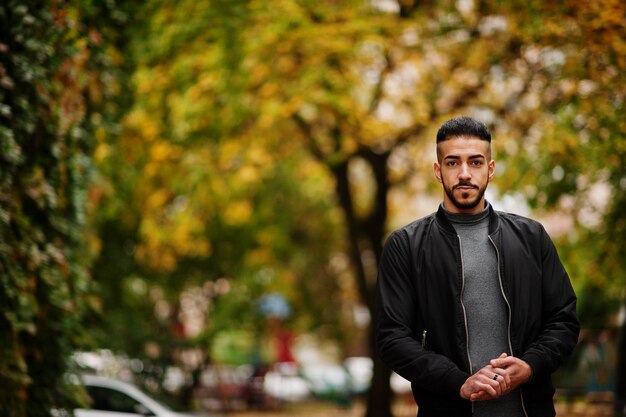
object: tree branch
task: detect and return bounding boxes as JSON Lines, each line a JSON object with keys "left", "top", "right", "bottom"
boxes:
{"left": 368, "top": 48, "right": 393, "bottom": 115}
{"left": 292, "top": 113, "right": 326, "bottom": 162}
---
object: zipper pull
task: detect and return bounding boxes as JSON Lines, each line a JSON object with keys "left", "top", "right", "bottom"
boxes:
{"left": 421, "top": 329, "right": 427, "bottom": 348}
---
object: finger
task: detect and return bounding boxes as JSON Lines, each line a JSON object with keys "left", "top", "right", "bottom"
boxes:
{"left": 493, "top": 375, "right": 505, "bottom": 396}
{"left": 491, "top": 355, "right": 515, "bottom": 369}
{"left": 471, "top": 391, "right": 490, "bottom": 401}
{"left": 479, "top": 365, "right": 499, "bottom": 377}
{"left": 473, "top": 369, "right": 503, "bottom": 397}
{"left": 491, "top": 368, "right": 511, "bottom": 391}
{"left": 483, "top": 367, "right": 501, "bottom": 382}
{"left": 471, "top": 389, "right": 496, "bottom": 401}
{"left": 500, "top": 370, "right": 512, "bottom": 391}
{"left": 491, "top": 372, "right": 510, "bottom": 396}
{"left": 482, "top": 375, "right": 501, "bottom": 397}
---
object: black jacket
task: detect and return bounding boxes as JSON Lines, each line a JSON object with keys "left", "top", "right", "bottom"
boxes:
{"left": 375, "top": 205, "right": 579, "bottom": 417}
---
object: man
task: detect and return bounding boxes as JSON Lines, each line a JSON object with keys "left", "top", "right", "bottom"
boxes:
{"left": 375, "top": 116, "right": 579, "bottom": 417}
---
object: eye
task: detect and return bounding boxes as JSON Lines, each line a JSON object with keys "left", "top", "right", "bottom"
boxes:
{"left": 446, "top": 161, "right": 458, "bottom": 167}
{"left": 471, "top": 160, "right": 483, "bottom": 166}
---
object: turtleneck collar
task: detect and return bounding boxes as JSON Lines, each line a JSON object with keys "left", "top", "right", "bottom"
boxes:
{"left": 441, "top": 201, "right": 491, "bottom": 224}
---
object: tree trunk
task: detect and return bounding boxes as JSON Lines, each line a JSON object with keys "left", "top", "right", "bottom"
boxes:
{"left": 615, "top": 296, "right": 626, "bottom": 417}
{"left": 366, "top": 345, "right": 394, "bottom": 417}
{"left": 332, "top": 153, "right": 395, "bottom": 417}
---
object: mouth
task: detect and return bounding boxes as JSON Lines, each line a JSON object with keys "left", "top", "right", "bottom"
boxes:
{"left": 454, "top": 184, "right": 478, "bottom": 191}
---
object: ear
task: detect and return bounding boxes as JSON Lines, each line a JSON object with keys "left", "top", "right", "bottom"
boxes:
{"left": 434, "top": 162, "right": 442, "bottom": 183}
{"left": 488, "top": 160, "right": 495, "bottom": 180}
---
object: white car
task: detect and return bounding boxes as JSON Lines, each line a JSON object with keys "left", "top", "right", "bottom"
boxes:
{"left": 68, "top": 374, "right": 213, "bottom": 417}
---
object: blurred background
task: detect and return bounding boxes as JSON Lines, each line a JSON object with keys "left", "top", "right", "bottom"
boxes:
{"left": 1, "top": 0, "right": 625, "bottom": 416}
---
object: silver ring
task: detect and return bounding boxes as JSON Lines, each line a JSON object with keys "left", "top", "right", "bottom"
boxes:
{"left": 493, "top": 374, "right": 499, "bottom": 381}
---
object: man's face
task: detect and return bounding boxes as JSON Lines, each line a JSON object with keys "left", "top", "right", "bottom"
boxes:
{"left": 434, "top": 136, "right": 495, "bottom": 214}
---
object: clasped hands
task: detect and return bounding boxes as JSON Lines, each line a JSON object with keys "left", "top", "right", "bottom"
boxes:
{"left": 459, "top": 353, "right": 532, "bottom": 401}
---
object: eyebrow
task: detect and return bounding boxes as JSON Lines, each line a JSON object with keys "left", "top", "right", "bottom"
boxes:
{"left": 443, "top": 154, "right": 486, "bottom": 160}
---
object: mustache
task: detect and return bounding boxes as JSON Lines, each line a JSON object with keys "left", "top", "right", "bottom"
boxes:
{"left": 453, "top": 181, "right": 478, "bottom": 190}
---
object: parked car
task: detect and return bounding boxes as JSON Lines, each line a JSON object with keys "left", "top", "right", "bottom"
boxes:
{"left": 61, "top": 374, "right": 216, "bottom": 417}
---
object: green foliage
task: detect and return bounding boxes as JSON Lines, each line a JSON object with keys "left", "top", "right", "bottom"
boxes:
{"left": 492, "top": 0, "right": 626, "bottom": 327}
{"left": 88, "top": 0, "right": 625, "bottom": 385}
{"left": 87, "top": 0, "right": 349, "bottom": 373}
{"left": 0, "top": 0, "right": 125, "bottom": 415}
{"left": 2, "top": 0, "right": 623, "bottom": 414}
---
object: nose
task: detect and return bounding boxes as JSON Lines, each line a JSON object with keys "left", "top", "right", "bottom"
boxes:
{"left": 459, "top": 163, "right": 471, "bottom": 180}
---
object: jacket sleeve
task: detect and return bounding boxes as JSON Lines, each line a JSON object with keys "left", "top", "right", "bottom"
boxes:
{"left": 375, "top": 230, "right": 469, "bottom": 397}
{"left": 521, "top": 226, "right": 580, "bottom": 378}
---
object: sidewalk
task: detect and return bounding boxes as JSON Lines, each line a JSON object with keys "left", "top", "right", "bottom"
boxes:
{"left": 225, "top": 398, "right": 613, "bottom": 417}
{"left": 555, "top": 403, "right": 613, "bottom": 417}
{"left": 227, "top": 401, "right": 413, "bottom": 417}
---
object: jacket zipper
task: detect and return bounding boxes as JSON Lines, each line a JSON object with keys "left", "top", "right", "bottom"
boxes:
{"left": 457, "top": 236, "right": 474, "bottom": 414}
{"left": 488, "top": 235, "right": 529, "bottom": 417}
{"left": 421, "top": 329, "right": 428, "bottom": 348}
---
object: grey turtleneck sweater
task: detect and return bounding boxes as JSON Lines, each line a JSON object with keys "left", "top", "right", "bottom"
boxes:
{"left": 444, "top": 203, "right": 523, "bottom": 417}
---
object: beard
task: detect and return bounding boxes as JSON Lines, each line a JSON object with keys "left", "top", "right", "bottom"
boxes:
{"left": 442, "top": 178, "right": 488, "bottom": 211}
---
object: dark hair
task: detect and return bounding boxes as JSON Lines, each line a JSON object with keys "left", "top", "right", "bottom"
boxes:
{"left": 436, "top": 116, "right": 491, "bottom": 143}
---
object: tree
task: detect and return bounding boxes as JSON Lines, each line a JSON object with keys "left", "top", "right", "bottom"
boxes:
{"left": 206, "top": 1, "right": 626, "bottom": 415}
{"left": 491, "top": 2, "right": 626, "bottom": 415}
{"left": 91, "top": 1, "right": 626, "bottom": 416}
{"left": 0, "top": 0, "right": 123, "bottom": 415}
{"left": 228, "top": 1, "right": 591, "bottom": 415}
{"left": 88, "top": 1, "right": 349, "bottom": 407}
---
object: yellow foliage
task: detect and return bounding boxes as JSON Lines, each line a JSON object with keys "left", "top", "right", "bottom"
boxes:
{"left": 150, "top": 142, "right": 182, "bottom": 162}
{"left": 135, "top": 67, "right": 161, "bottom": 95}
{"left": 341, "top": 136, "right": 358, "bottom": 155}
{"left": 158, "top": 252, "right": 177, "bottom": 271}
{"left": 223, "top": 200, "right": 253, "bottom": 226}
{"left": 124, "top": 109, "right": 161, "bottom": 142}
{"left": 187, "top": 73, "right": 217, "bottom": 99}
{"left": 218, "top": 141, "right": 245, "bottom": 171}
{"left": 277, "top": 270, "right": 296, "bottom": 288}
{"left": 284, "top": 95, "right": 304, "bottom": 115}
{"left": 249, "top": 62, "right": 271, "bottom": 85}
{"left": 256, "top": 227, "right": 279, "bottom": 247}
{"left": 259, "top": 82, "right": 279, "bottom": 98}
{"left": 257, "top": 102, "right": 281, "bottom": 129}
{"left": 95, "top": 126, "right": 107, "bottom": 144}
{"left": 245, "top": 247, "right": 273, "bottom": 267}
{"left": 145, "top": 189, "right": 171, "bottom": 210}
{"left": 93, "top": 143, "right": 110, "bottom": 162}
{"left": 135, "top": 201, "right": 213, "bottom": 271}
{"left": 237, "top": 165, "right": 260, "bottom": 184}
{"left": 247, "top": 143, "right": 272, "bottom": 166}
